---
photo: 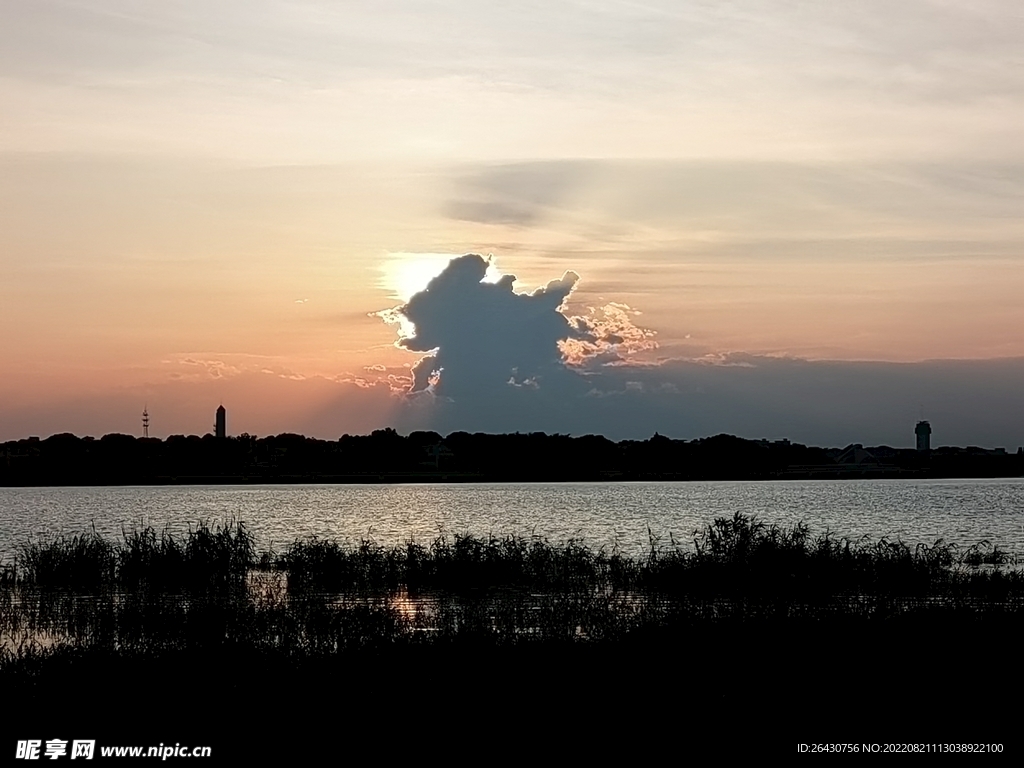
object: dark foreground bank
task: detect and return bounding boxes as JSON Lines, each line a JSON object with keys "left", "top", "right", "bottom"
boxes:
{"left": 3, "top": 516, "right": 1021, "bottom": 760}
{"left": 4, "top": 622, "right": 1019, "bottom": 762}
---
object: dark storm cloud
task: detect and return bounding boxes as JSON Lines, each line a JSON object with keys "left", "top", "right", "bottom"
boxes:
{"left": 389, "top": 351, "right": 1024, "bottom": 449}
{"left": 568, "top": 355, "right": 1024, "bottom": 447}
{"left": 375, "top": 254, "right": 664, "bottom": 435}
{"left": 381, "top": 255, "right": 1024, "bottom": 448}
{"left": 394, "top": 254, "right": 586, "bottom": 396}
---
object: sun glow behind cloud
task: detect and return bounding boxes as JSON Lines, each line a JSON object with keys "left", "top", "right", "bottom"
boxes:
{"left": 379, "top": 251, "right": 501, "bottom": 302}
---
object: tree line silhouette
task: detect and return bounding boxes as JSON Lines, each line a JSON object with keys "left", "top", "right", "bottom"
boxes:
{"left": 2, "top": 429, "right": 1021, "bottom": 485}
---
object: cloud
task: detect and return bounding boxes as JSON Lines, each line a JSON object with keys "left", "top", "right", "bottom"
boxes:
{"left": 175, "top": 357, "right": 241, "bottom": 380}
{"left": 389, "top": 254, "right": 581, "bottom": 395}
{"left": 569, "top": 354, "right": 1024, "bottom": 448}
{"left": 382, "top": 350, "right": 1024, "bottom": 448}
{"left": 170, "top": 355, "right": 312, "bottom": 383}
{"left": 373, "top": 255, "right": 1024, "bottom": 448}
{"left": 371, "top": 254, "right": 660, "bottom": 433}
{"left": 381, "top": 254, "right": 654, "bottom": 401}
{"left": 444, "top": 159, "right": 1024, "bottom": 246}
{"left": 442, "top": 162, "right": 596, "bottom": 226}
{"left": 561, "top": 302, "right": 657, "bottom": 366}
{"left": 444, "top": 200, "right": 540, "bottom": 227}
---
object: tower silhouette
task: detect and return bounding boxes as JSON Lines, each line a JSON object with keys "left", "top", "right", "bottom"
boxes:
{"left": 142, "top": 407, "right": 149, "bottom": 439}
{"left": 915, "top": 420, "right": 931, "bottom": 452}
{"left": 215, "top": 405, "right": 226, "bottom": 439}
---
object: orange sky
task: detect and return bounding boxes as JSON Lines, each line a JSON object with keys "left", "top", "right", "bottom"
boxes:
{"left": 2, "top": 3, "right": 1023, "bottom": 442}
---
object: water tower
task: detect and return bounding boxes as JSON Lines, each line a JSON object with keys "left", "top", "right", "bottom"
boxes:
{"left": 915, "top": 420, "right": 931, "bottom": 452}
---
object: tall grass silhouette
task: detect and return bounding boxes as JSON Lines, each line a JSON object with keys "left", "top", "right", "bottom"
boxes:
{"left": 2, "top": 514, "right": 1021, "bottom": 674}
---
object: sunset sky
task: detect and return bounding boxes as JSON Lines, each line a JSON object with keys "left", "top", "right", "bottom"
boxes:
{"left": 3, "top": 1, "right": 1023, "bottom": 447}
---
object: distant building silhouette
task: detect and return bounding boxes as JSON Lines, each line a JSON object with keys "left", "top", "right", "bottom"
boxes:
{"left": 837, "top": 444, "right": 878, "bottom": 466}
{"left": 215, "top": 405, "right": 226, "bottom": 439}
{"left": 915, "top": 420, "right": 931, "bottom": 452}
{"left": 142, "top": 407, "right": 149, "bottom": 439}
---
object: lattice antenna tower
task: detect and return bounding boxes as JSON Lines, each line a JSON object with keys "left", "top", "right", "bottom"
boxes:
{"left": 142, "top": 406, "right": 150, "bottom": 439}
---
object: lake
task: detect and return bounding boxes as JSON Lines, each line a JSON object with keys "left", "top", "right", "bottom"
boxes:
{"left": 2, "top": 477, "right": 1023, "bottom": 562}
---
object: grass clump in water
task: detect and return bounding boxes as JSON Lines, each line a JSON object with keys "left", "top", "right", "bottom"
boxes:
{"left": 15, "top": 521, "right": 254, "bottom": 592}
{"left": 16, "top": 529, "right": 116, "bottom": 590}
{"left": 2, "top": 513, "right": 1023, "bottom": 670}
{"left": 279, "top": 532, "right": 634, "bottom": 594}
{"left": 643, "top": 513, "right": 1023, "bottom": 601}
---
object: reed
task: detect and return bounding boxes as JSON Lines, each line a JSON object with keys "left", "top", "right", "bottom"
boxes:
{"left": 14, "top": 521, "right": 254, "bottom": 591}
{"left": 280, "top": 532, "right": 629, "bottom": 593}
{"left": 6, "top": 514, "right": 1022, "bottom": 599}
{"left": 1, "top": 514, "right": 1022, "bottom": 673}
{"left": 16, "top": 528, "right": 116, "bottom": 589}
{"left": 642, "top": 513, "right": 1024, "bottom": 600}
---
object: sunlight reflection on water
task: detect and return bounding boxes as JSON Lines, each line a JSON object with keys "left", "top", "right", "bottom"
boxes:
{"left": 2, "top": 479, "right": 1023, "bottom": 562}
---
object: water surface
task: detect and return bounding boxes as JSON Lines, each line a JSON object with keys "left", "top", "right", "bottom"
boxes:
{"left": 2, "top": 478, "right": 1023, "bottom": 562}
